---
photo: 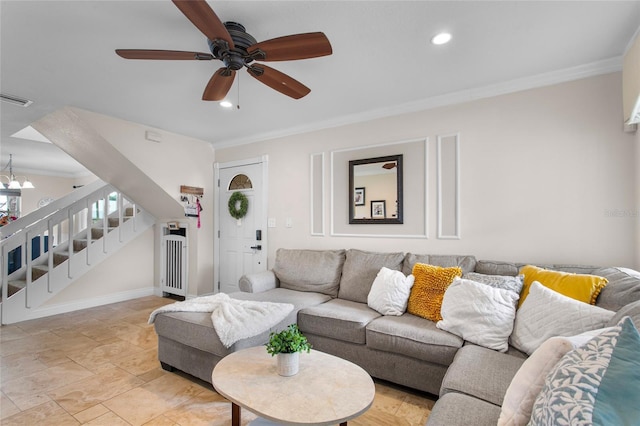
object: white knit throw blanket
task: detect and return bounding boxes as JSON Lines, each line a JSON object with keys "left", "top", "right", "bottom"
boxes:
{"left": 148, "top": 293, "right": 294, "bottom": 348}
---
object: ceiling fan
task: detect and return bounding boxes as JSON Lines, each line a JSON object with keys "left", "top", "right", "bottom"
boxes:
{"left": 116, "top": 0, "right": 332, "bottom": 101}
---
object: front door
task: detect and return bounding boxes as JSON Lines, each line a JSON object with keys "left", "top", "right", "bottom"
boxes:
{"left": 216, "top": 158, "right": 267, "bottom": 293}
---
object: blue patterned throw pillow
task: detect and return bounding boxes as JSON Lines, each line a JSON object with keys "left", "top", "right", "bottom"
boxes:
{"left": 529, "top": 316, "right": 640, "bottom": 425}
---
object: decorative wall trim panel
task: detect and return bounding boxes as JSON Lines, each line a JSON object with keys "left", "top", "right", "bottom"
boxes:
{"left": 437, "top": 133, "right": 461, "bottom": 239}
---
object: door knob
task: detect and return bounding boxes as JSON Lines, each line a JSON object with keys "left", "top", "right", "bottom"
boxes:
{"left": 250, "top": 245, "right": 262, "bottom": 250}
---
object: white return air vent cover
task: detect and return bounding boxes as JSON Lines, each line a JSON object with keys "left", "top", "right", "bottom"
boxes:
{"left": 0, "top": 93, "right": 33, "bottom": 107}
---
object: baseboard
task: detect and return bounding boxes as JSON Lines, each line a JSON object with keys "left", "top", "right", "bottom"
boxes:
{"left": 20, "top": 287, "right": 156, "bottom": 322}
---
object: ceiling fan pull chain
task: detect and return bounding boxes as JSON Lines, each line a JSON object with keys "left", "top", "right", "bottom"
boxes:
{"left": 237, "top": 72, "right": 241, "bottom": 110}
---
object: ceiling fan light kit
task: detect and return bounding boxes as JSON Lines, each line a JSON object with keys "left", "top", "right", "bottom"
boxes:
{"left": 431, "top": 32, "right": 452, "bottom": 45}
{"left": 116, "top": 0, "right": 332, "bottom": 102}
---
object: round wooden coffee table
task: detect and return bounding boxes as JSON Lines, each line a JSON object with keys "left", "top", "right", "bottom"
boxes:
{"left": 212, "top": 346, "right": 375, "bottom": 426}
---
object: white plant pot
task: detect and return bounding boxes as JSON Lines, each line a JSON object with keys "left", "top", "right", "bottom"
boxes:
{"left": 277, "top": 352, "right": 299, "bottom": 377}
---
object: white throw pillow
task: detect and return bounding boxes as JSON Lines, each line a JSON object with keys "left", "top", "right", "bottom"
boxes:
{"left": 498, "top": 328, "right": 611, "bottom": 426}
{"left": 509, "top": 281, "right": 615, "bottom": 355}
{"left": 367, "top": 267, "right": 415, "bottom": 316}
{"left": 436, "top": 277, "right": 519, "bottom": 352}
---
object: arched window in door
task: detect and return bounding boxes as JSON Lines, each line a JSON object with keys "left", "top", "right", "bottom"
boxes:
{"left": 228, "top": 174, "right": 253, "bottom": 190}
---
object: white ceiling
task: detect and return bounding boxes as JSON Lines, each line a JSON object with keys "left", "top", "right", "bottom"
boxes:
{"left": 1, "top": 1, "right": 639, "bottom": 177}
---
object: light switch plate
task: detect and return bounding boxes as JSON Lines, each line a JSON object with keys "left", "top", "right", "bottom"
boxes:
{"left": 268, "top": 218, "right": 276, "bottom": 228}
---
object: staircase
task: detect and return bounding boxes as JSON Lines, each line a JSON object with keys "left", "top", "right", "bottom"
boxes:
{"left": 0, "top": 180, "right": 155, "bottom": 324}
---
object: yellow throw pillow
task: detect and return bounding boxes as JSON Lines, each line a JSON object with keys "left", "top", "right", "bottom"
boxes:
{"left": 518, "top": 265, "right": 608, "bottom": 308}
{"left": 407, "top": 263, "right": 462, "bottom": 322}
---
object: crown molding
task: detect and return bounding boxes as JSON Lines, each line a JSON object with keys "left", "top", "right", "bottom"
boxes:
{"left": 213, "top": 56, "right": 623, "bottom": 149}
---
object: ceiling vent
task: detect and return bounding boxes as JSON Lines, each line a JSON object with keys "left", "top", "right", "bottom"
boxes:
{"left": 0, "top": 93, "right": 33, "bottom": 107}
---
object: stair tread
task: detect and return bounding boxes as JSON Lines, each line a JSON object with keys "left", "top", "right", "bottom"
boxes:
{"left": 7, "top": 279, "right": 26, "bottom": 288}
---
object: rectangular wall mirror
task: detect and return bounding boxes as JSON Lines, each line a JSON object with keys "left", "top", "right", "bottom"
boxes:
{"left": 349, "top": 154, "right": 403, "bottom": 224}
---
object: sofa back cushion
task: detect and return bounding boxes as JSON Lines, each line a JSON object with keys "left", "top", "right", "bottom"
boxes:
{"left": 475, "top": 260, "right": 521, "bottom": 276}
{"left": 273, "top": 249, "right": 346, "bottom": 297}
{"left": 338, "top": 249, "right": 405, "bottom": 303}
{"left": 593, "top": 267, "right": 640, "bottom": 312}
{"left": 475, "top": 260, "right": 599, "bottom": 277}
{"left": 402, "top": 253, "right": 476, "bottom": 276}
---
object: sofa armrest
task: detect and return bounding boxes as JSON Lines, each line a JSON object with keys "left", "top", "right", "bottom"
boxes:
{"left": 239, "top": 270, "right": 278, "bottom": 293}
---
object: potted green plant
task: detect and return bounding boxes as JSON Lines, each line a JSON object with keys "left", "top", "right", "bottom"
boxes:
{"left": 266, "top": 324, "right": 311, "bottom": 376}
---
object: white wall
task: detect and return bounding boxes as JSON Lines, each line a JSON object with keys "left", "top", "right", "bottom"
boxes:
{"left": 216, "top": 72, "right": 638, "bottom": 269}
{"left": 42, "top": 227, "right": 154, "bottom": 306}
{"left": 39, "top": 111, "right": 216, "bottom": 311}
{"left": 19, "top": 173, "right": 97, "bottom": 216}
{"left": 74, "top": 110, "right": 216, "bottom": 297}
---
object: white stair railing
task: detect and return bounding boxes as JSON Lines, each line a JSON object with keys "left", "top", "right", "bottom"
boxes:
{"left": 0, "top": 180, "right": 156, "bottom": 324}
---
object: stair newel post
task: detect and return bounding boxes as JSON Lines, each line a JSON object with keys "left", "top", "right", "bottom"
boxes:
{"left": 85, "top": 198, "right": 91, "bottom": 266}
{"left": 102, "top": 191, "right": 108, "bottom": 254}
{"left": 47, "top": 219, "right": 54, "bottom": 293}
{"left": 118, "top": 191, "right": 124, "bottom": 243}
{"left": 25, "top": 231, "right": 32, "bottom": 309}
{"left": 1, "top": 244, "right": 8, "bottom": 322}
{"left": 132, "top": 202, "right": 137, "bottom": 232}
{"left": 67, "top": 208, "right": 73, "bottom": 279}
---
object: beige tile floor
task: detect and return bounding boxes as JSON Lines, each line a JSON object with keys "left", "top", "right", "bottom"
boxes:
{"left": 0, "top": 296, "right": 435, "bottom": 425}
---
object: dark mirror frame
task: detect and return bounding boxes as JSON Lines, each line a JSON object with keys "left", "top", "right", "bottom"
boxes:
{"left": 349, "top": 154, "right": 403, "bottom": 224}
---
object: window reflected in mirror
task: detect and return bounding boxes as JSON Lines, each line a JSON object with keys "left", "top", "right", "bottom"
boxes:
{"left": 349, "top": 155, "right": 403, "bottom": 224}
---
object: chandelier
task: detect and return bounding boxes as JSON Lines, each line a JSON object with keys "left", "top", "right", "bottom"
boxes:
{"left": 0, "top": 154, "right": 35, "bottom": 189}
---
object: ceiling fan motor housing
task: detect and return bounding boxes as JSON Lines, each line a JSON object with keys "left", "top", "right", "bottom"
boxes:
{"left": 208, "top": 21, "right": 258, "bottom": 70}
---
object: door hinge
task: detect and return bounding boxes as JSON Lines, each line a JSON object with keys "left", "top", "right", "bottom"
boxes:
{"left": 218, "top": 230, "right": 220, "bottom": 238}
{"left": 217, "top": 179, "right": 220, "bottom": 187}
{"left": 217, "top": 281, "right": 220, "bottom": 291}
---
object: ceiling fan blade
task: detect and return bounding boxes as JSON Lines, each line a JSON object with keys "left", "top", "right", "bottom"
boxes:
{"left": 203, "top": 68, "right": 236, "bottom": 101}
{"left": 116, "top": 49, "right": 214, "bottom": 60}
{"left": 247, "top": 64, "right": 310, "bottom": 99}
{"left": 172, "top": 0, "right": 234, "bottom": 49}
{"left": 248, "top": 32, "right": 332, "bottom": 61}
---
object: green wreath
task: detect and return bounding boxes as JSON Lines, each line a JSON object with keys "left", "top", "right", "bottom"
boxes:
{"left": 228, "top": 191, "right": 249, "bottom": 219}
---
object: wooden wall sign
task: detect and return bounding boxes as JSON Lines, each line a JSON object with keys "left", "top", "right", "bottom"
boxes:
{"left": 180, "top": 185, "right": 204, "bottom": 197}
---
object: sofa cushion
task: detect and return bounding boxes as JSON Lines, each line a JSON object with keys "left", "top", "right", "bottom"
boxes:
{"left": 475, "top": 260, "right": 521, "bottom": 276}
{"left": 232, "top": 287, "right": 332, "bottom": 307}
{"left": 436, "top": 277, "right": 519, "bottom": 352}
{"left": 529, "top": 317, "right": 640, "bottom": 426}
{"left": 407, "top": 263, "right": 462, "bottom": 322}
{"left": 338, "top": 249, "right": 405, "bottom": 303}
{"left": 510, "top": 281, "right": 615, "bottom": 355}
{"left": 367, "top": 267, "right": 415, "bottom": 316}
{"left": 366, "top": 313, "right": 463, "bottom": 366}
{"left": 297, "top": 298, "right": 381, "bottom": 344}
{"left": 518, "top": 264, "right": 608, "bottom": 307}
{"left": 498, "top": 329, "right": 610, "bottom": 426}
{"left": 426, "top": 392, "right": 501, "bottom": 426}
{"left": 608, "top": 300, "right": 640, "bottom": 330}
{"left": 402, "top": 253, "right": 476, "bottom": 276}
{"left": 474, "top": 261, "right": 599, "bottom": 277}
{"left": 593, "top": 266, "right": 640, "bottom": 311}
{"left": 273, "top": 249, "right": 346, "bottom": 297}
{"left": 463, "top": 272, "right": 524, "bottom": 294}
{"left": 440, "top": 344, "right": 525, "bottom": 406}
{"left": 154, "top": 288, "right": 330, "bottom": 357}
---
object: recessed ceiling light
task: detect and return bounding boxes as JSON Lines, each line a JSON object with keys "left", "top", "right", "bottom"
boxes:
{"left": 219, "top": 100, "right": 233, "bottom": 108}
{"left": 431, "top": 32, "right": 452, "bottom": 45}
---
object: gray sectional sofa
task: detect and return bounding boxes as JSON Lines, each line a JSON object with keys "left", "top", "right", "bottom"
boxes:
{"left": 152, "top": 248, "right": 640, "bottom": 425}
